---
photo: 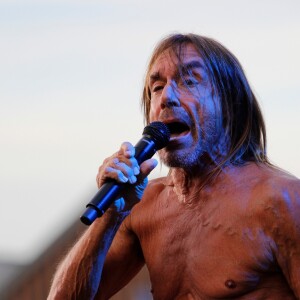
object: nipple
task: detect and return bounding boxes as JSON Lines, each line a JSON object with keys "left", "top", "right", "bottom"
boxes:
{"left": 225, "top": 279, "right": 237, "bottom": 289}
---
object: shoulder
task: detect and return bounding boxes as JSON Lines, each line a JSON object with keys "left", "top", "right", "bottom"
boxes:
{"left": 237, "top": 162, "right": 300, "bottom": 197}
{"left": 248, "top": 164, "right": 300, "bottom": 235}
{"left": 251, "top": 164, "right": 300, "bottom": 205}
{"left": 229, "top": 163, "right": 300, "bottom": 229}
{"left": 129, "top": 176, "right": 168, "bottom": 216}
{"left": 128, "top": 176, "right": 169, "bottom": 234}
{"left": 142, "top": 176, "right": 169, "bottom": 200}
{"left": 121, "top": 177, "right": 168, "bottom": 229}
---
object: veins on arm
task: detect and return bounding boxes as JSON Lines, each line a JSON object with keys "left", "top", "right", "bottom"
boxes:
{"left": 95, "top": 215, "right": 145, "bottom": 299}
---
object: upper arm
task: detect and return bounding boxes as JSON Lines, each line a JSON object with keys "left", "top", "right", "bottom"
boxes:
{"left": 95, "top": 215, "right": 145, "bottom": 299}
{"left": 263, "top": 179, "right": 300, "bottom": 296}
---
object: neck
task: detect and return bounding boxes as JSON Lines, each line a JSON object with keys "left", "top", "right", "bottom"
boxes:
{"left": 164, "top": 132, "right": 231, "bottom": 199}
{"left": 167, "top": 153, "right": 229, "bottom": 203}
{"left": 168, "top": 165, "right": 208, "bottom": 190}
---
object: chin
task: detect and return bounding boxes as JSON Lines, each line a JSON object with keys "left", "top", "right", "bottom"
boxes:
{"left": 158, "top": 147, "right": 203, "bottom": 169}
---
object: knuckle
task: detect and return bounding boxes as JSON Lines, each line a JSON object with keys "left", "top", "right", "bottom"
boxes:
{"left": 103, "top": 157, "right": 110, "bottom": 164}
{"left": 98, "top": 165, "right": 104, "bottom": 173}
{"left": 116, "top": 169, "right": 123, "bottom": 177}
{"left": 129, "top": 157, "right": 138, "bottom": 166}
{"left": 105, "top": 166, "right": 113, "bottom": 174}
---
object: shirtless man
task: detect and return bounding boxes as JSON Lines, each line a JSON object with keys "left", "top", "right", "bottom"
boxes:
{"left": 48, "top": 34, "right": 300, "bottom": 299}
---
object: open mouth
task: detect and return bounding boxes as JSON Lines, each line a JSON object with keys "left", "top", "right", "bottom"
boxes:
{"left": 165, "top": 121, "right": 190, "bottom": 138}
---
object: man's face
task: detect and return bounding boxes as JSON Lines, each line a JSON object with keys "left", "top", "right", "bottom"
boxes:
{"left": 148, "top": 44, "right": 223, "bottom": 169}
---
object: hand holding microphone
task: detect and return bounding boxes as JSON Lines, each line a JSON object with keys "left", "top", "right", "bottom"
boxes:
{"left": 96, "top": 142, "right": 156, "bottom": 215}
{"left": 80, "top": 122, "right": 170, "bottom": 225}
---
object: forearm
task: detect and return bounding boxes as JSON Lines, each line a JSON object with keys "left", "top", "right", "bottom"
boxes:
{"left": 48, "top": 210, "right": 128, "bottom": 300}
{"left": 48, "top": 141, "right": 155, "bottom": 299}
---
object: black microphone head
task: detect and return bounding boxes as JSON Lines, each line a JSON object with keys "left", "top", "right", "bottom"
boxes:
{"left": 143, "top": 121, "right": 170, "bottom": 150}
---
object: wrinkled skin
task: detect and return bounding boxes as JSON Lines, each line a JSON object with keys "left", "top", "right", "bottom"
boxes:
{"left": 97, "top": 45, "right": 300, "bottom": 299}
{"left": 48, "top": 44, "right": 300, "bottom": 300}
{"left": 148, "top": 44, "right": 225, "bottom": 170}
{"left": 95, "top": 154, "right": 300, "bottom": 299}
{"left": 124, "top": 163, "right": 300, "bottom": 299}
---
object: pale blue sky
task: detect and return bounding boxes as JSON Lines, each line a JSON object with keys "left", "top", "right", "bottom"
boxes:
{"left": 0, "top": 0, "right": 299, "bottom": 264}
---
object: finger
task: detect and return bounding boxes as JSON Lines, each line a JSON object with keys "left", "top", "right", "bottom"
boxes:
{"left": 139, "top": 158, "right": 158, "bottom": 178}
{"left": 113, "top": 161, "right": 138, "bottom": 184}
{"left": 96, "top": 166, "right": 128, "bottom": 188}
{"left": 120, "top": 142, "right": 135, "bottom": 158}
{"left": 97, "top": 142, "right": 140, "bottom": 188}
{"left": 114, "top": 155, "right": 140, "bottom": 176}
{"left": 103, "top": 166, "right": 129, "bottom": 183}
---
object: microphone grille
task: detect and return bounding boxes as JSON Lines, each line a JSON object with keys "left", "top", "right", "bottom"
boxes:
{"left": 143, "top": 121, "right": 170, "bottom": 150}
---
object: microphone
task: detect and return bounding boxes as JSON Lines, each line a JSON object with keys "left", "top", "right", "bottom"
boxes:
{"left": 80, "top": 121, "right": 170, "bottom": 226}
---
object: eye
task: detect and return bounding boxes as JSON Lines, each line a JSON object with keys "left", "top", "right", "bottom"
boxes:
{"left": 184, "top": 78, "right": 198, "bottom": 86}
{"left": 152, "top": 85, "right": 163, "bottom": 92}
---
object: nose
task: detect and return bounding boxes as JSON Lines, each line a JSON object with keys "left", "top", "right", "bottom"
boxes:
{"left": 160, "top": 82, "right": 180, "bottom": 109}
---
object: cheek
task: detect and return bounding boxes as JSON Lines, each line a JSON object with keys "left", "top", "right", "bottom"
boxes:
{"left": 195, "top": 89, "right": 220, "bottom": 120}
{"left": 185, "top": 94, "right": 218, "bottom": 134}
{"left": 184, "top": 97, "right": 202, "bottom": 123}
{"left": 149, "top": 100, "right": 160, "bottom": 122}
{"left": 149, "top": 111, "right": 155, "bottom": 123}
{"left": 200, "top": 100, "right": 223, "bottom": 137}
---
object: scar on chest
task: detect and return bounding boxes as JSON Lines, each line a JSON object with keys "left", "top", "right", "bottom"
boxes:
{"left": 225, "top": 279, "right": 237, "bottom": 289}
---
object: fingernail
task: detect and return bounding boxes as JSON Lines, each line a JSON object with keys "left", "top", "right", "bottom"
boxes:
{"left": 152, "top": 159, "right": 158, "bottom": 168}
{"left": 133, "top": 167, "right": 140, "bottom": 175}
{"left": 129, "top": 176, "right": 136, "bottom": 184}
{"left": 120, "top": 174, "right": 128, "bottom": 183}
{"left": 125, "top": 150, "right": 134, "bottom": 157}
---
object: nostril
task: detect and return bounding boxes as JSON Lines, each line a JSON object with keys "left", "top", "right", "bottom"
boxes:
{"left": 162, "top": 97, "right": 180, "bottom": 108}
{"left": 166, "top": 99, "right": 180, "bottom": 107}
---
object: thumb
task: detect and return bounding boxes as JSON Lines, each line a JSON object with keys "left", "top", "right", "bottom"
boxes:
{"left": 139, "top": 158, "right": 158, "bottom": 178}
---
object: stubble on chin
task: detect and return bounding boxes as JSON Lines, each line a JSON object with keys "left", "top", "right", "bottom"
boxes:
{"left": 158, "top": 146, "right": 203, "bottom": 169}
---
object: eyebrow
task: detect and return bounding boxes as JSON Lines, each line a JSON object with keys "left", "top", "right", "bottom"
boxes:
{"left": 149, "top": 72, "right": 161, "bottom": 83}
{"left": 182, "top": 60, "right": 204, "bottom": 71}
{"left": 149, "top": 60, "right": 204, "bottom": 84}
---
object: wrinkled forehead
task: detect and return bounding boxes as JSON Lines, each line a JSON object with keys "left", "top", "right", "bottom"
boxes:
{"left": 148, "top": 43, "right": 207, "bottom": 79}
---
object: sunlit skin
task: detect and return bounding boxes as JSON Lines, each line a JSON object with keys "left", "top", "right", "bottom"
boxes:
{"left": 149, "top": 45, "right": 225, "bottom": 173}
{"left": 48, "top": 45, "right": 300, "bottom": 300}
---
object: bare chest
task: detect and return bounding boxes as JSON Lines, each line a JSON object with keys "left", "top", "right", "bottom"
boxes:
{"left": 132, "top": 187, "right": 278, "bottom": 299}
